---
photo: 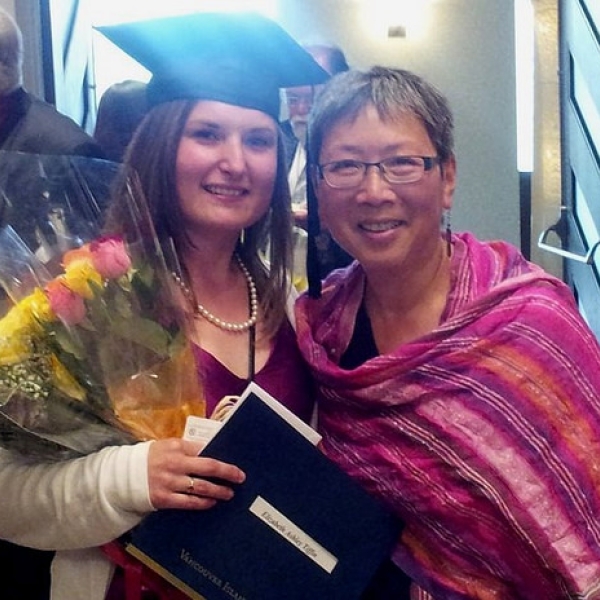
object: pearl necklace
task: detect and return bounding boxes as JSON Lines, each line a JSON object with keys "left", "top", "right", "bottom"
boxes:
{"left": 172, "top": 255, "right": 258, "bottom": 333}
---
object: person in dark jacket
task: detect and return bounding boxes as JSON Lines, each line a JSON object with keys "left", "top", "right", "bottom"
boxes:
{"left": 93, "top": 79, "right": 148, "bottom": 162}
{"left": 0, "top": 8, "right": 104, "bottom": 157}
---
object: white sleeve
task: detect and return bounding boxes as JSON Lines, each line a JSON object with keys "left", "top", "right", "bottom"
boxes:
{"left": 0, "top": 441, "right": 153, "bottom": 551}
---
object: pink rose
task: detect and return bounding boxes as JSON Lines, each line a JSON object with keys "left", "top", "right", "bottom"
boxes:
{"left": 45, "top": 280, "right": 86, "bottom": 325}
{"left": 90, "top": 237, "right": 132, "bottom": 279}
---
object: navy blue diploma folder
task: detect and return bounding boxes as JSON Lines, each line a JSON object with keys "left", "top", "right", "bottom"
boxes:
{"left": 125, "top": 388, "right": 401, "bottom": 600}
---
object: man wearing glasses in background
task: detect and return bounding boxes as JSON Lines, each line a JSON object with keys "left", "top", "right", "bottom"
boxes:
{"left": 282, "top": 43, "right": 352, "bottom": 286}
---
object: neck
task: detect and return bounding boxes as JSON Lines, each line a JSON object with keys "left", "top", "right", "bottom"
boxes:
{"left": 179, "top": 238, "right": 240, "bottom": 286}
{"left": 372, "top": 242, "right": 448, "bottom": 305}
{"left": 364, "top": 240, "right": 452, "bottom": 341}
{"left": 173, "top": 250, "right": 258, "bottom": 334}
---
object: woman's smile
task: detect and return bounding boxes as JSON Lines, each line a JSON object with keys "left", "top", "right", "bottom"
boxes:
{"left": 202, "top": 183, "right": 248, "bottom": 198}
{"left": 358, "top": 219, "right": 406, "bottom": 233}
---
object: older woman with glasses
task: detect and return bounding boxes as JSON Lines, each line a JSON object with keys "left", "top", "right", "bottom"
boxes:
{"left": 295, "top": 66, "right": 600, "bottom": 599}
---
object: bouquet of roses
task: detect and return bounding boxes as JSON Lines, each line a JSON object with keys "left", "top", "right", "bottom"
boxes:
{"left": 0, "top": 152, "right": 205, "bottom": 461}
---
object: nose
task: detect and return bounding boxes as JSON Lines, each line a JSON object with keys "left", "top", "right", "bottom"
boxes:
{"left": 219, "top": 136, "right": 246, "bottom": 175}
{"left": 295, "top": 98, "right": 312, "bottom": 115}
{"left": 357, "top": 164, "right": 390, "bottom": 202}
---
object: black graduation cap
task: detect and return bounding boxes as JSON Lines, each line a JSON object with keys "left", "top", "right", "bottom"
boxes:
{"left": 96, "top": 12, "right": 329, "bottom": 120}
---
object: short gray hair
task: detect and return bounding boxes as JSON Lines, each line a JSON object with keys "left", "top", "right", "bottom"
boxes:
{"left": 308, "top": 66, "right": 454, "bottom": 165}
{"left": 0, "top": 8, "right": 23, "bottom": 95}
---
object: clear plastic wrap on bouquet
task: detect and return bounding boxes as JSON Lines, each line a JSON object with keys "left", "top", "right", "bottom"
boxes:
{"left": 0, "top": 152, "right": 205, "bottom": 461}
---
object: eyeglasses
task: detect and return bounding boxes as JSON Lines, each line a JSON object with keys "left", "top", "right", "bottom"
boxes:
{"left": 317, "top": 155, "right": 441, "bottom": 188}
{"left": 286, "top": 91, "right": 315, "bottom": 108}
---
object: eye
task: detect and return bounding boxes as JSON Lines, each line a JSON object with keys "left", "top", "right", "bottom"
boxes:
{"left": 287, "top": 93, "right": 313, "bottom": 106}
{"left": 186, "top": 126, "right": 221, "bottom": 143}
{"left": 385, "top": 156, "right": 419, "bottom": 168}
{"left": 244, "top": 132, "right": 276, "bottom": 151}
{"left": 326, "top": 159, "right": 361, "bottom": 174}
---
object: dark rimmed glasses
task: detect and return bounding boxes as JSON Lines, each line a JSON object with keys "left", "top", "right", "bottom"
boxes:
{"left": 317, "top": 155, "right": 441, "bottom": 188}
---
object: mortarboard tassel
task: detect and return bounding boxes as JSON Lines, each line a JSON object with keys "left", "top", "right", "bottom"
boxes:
{"left": 305, "top": 140, "right": 322, "bottom": 299}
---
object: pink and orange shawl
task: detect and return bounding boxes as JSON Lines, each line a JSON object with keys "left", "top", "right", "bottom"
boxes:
{"left": 296, "top": 232, "right": 600, "bottom": 599}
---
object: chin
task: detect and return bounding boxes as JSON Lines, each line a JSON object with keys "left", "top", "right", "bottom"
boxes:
{"left": 356, "top": 249, "right": 404, "bottom": 271}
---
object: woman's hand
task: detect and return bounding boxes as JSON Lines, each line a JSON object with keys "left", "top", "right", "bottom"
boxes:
{"left": 147, "top": 438, "right": 245, "bottom": 511}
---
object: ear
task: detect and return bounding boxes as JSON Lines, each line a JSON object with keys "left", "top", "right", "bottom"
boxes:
{"left": 441, "top": 155, "right": 457, "bottom": 211}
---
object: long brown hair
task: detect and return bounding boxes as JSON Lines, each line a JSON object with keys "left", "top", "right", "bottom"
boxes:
{"left": 106, "top": 99, "right": 293, "bottom": 336}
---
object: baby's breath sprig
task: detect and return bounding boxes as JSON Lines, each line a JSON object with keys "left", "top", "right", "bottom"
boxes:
{"left": 0, "top": 354, "right": 51, "bottom": 401}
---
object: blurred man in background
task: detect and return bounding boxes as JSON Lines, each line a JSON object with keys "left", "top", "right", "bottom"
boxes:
{"left": 281, "top": 43, "right": 352, "bottom": 288}
{"left": 0, "top": 8, "right": 103, "bottom": 157}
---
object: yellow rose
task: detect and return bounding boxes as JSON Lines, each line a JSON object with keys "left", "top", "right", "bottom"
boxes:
{"left": 0, "top": 289, "right": 54, "bottom": 365}
{"left": 0, "top": 304, "right": 28, "bottom": 338}
{"left": 63, "top": 261, "right": 103, "bottom": 299}
{"left": 0, "top": 332, "right": 31, "bottom": 365}
{"left": 18, "top": 288, "right": 55, "bottom": 324}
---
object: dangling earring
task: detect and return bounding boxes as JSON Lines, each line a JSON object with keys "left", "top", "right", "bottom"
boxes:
{"left": 239, "top": 228, "right": 246, "bottom": 247}
{"left": 444, "top": 210, "right": 452, "bottom": 257}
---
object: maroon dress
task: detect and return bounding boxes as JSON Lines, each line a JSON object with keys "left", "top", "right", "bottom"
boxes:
{"left": 196, "top": 319, "right": 314, "bottom": 422}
